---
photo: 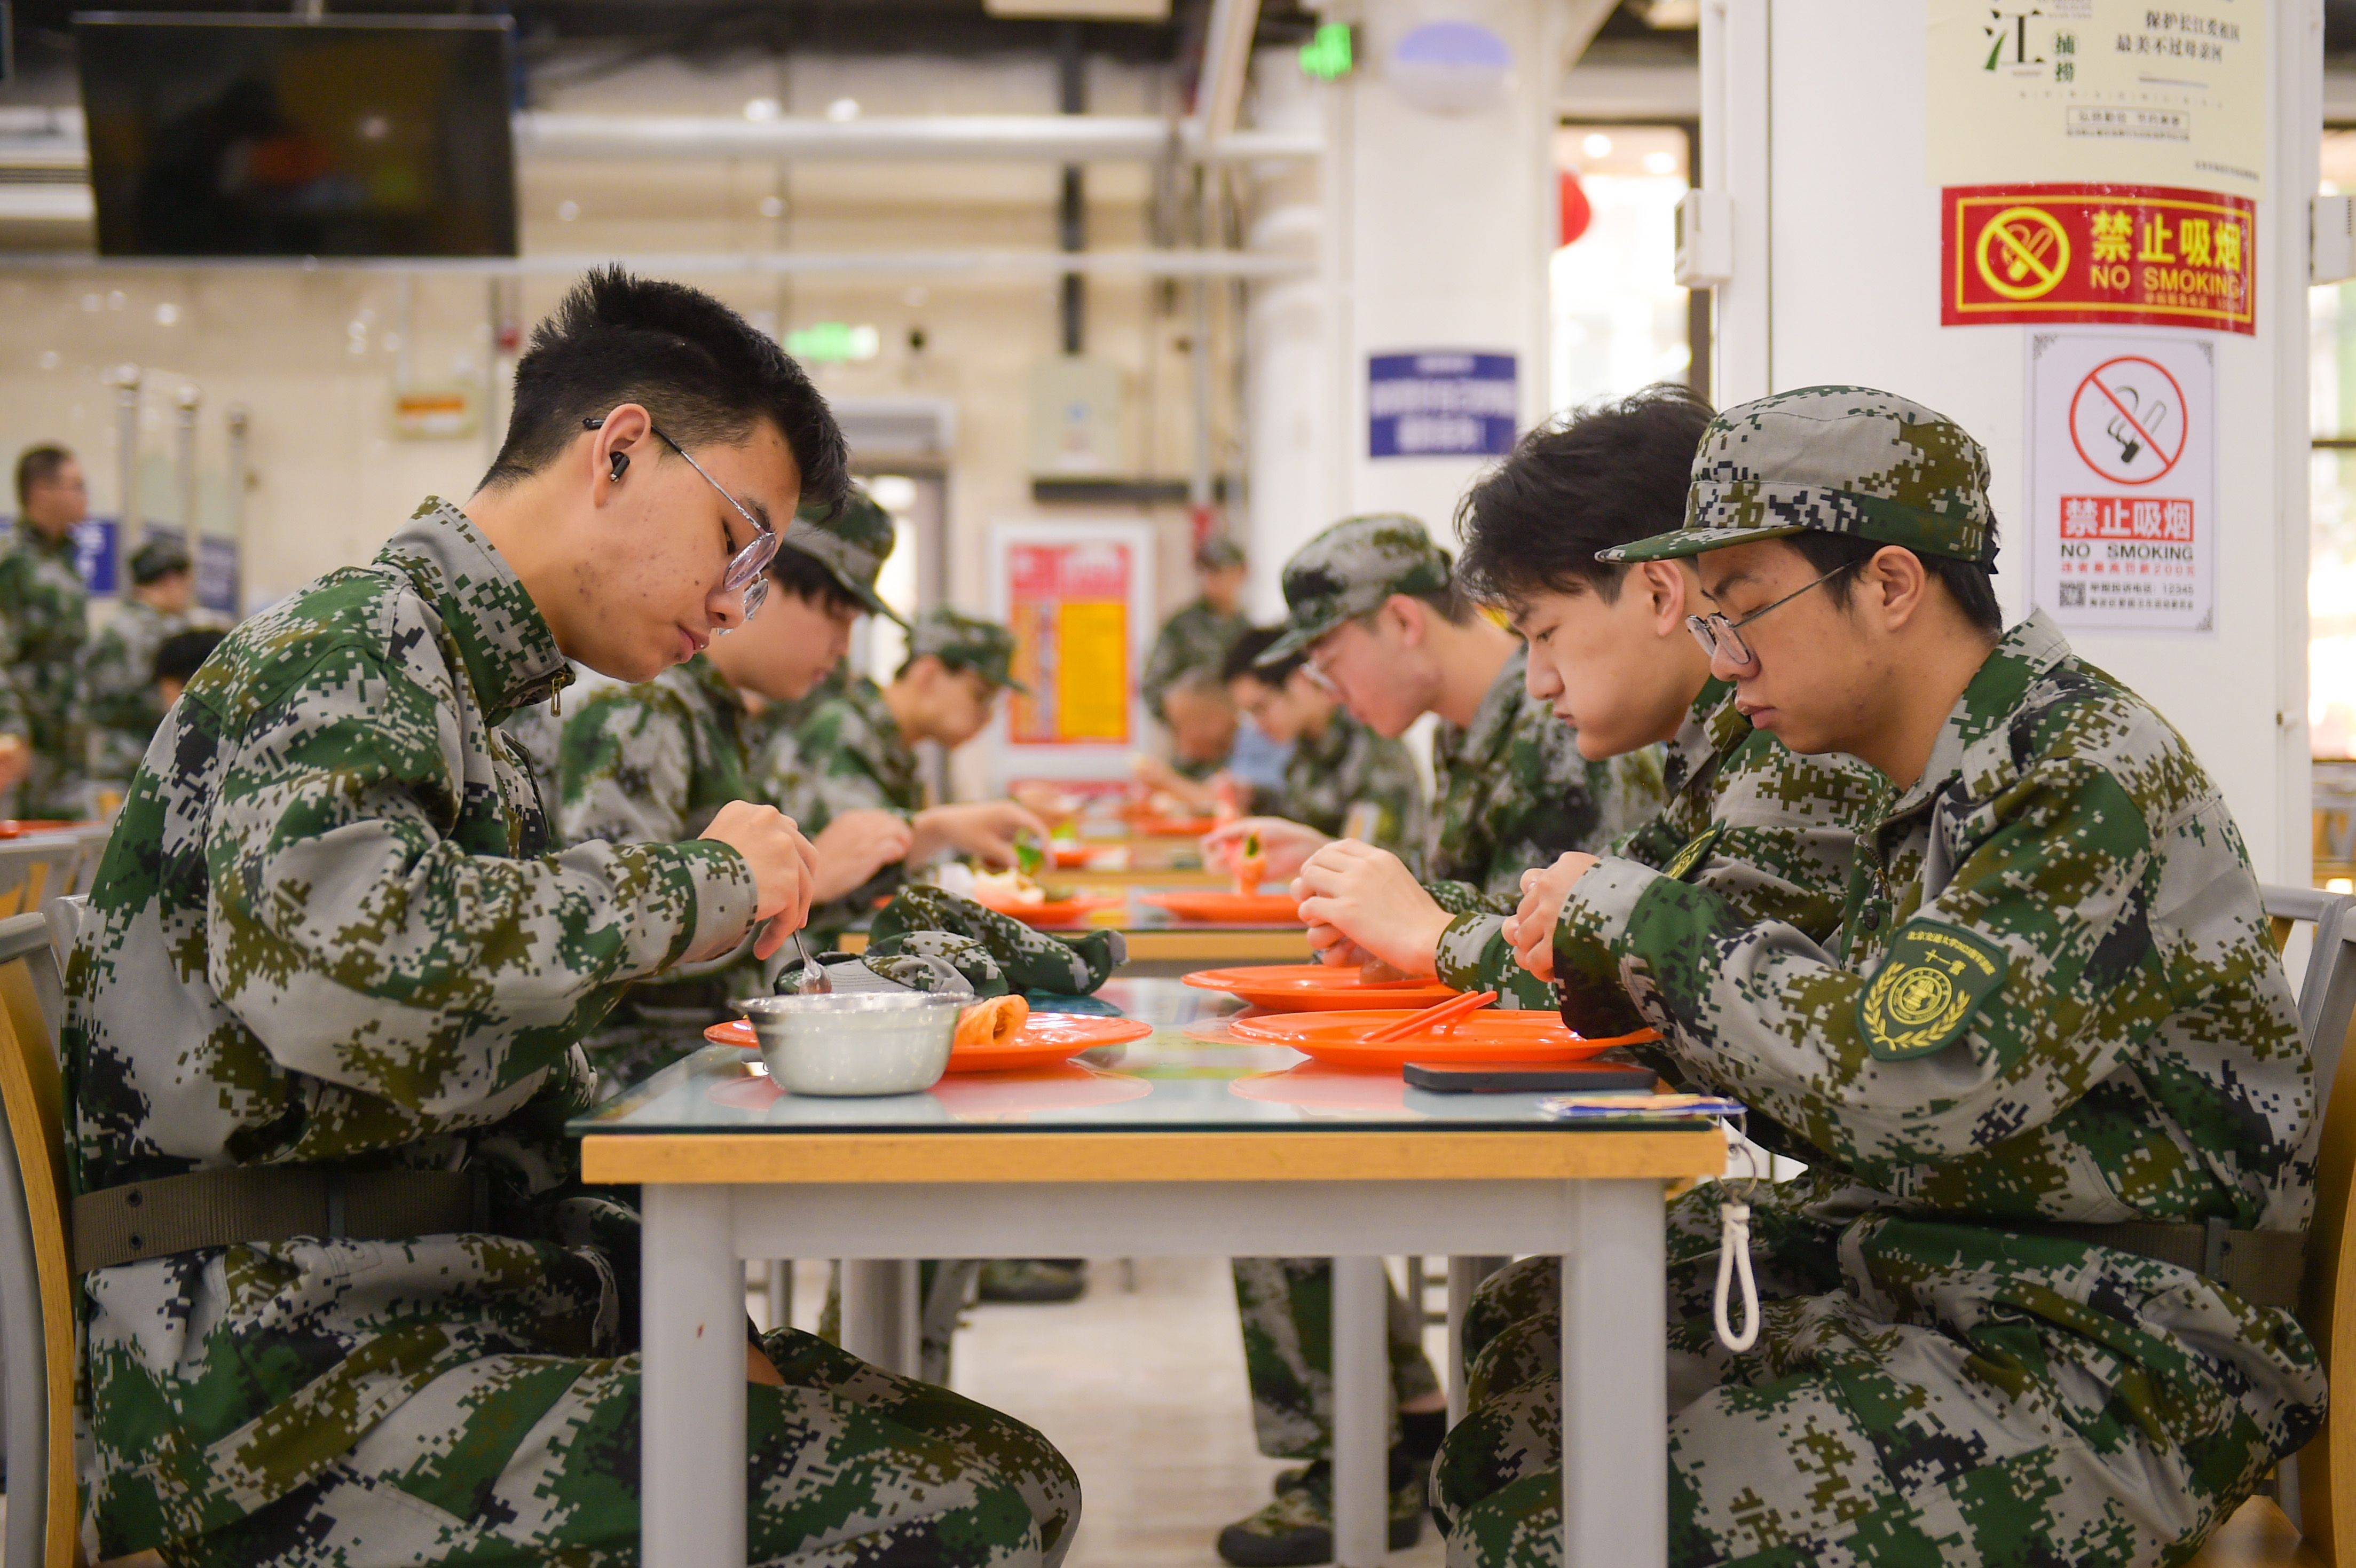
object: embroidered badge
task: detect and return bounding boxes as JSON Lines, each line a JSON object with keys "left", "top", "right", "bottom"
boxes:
{"left": 1662, "top": 825, "right": 1723, "bottom": 883}
{"left": 1855, "top": 921, "right": 2009, "bottom": 1062}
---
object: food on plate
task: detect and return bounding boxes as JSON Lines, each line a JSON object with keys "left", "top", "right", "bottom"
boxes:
{"left": 955, "top": 994, "right": 1031, "bottom": 1050}
{"left": 972, "top": 868, "right": 1047, "bottom": 906}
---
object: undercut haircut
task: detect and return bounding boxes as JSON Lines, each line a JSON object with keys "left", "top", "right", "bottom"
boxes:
{"left": 1223, "top": 626, "right": 1296, "bottom": 685}
{"left": 15, "top": 444, "right": 74, "bottom": 510}
{"left": 1453, "top": 383, "right": 1714, "bottom": 610}
{"left": 479, "top": 267, "right": 849, "bottom": 513}
{"left": 769, "top": 545, "right": 865, "bottom": 618}
{"left": 1784, "top": 531, "right": 2006, "bottom": 637}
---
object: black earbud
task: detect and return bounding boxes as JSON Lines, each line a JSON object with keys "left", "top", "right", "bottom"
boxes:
{"left": 609, "top": 451, "right": 629, "bottom": 481}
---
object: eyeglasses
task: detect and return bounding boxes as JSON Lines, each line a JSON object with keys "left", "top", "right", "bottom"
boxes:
{"left": 582, "top": 416, "right": 779, "bottom": 625}
{"left": 1685, "top": 563, "right": 1854, "bottom": 670}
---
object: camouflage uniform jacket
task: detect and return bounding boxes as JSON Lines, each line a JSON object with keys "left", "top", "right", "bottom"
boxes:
{"left": 1424, "top": 647, "right": 1665, "bottom": 901}
{"left": 63, "top": 498, "right": 756, "bottom": 1555}
{"left": 1280, "top": 709, "right": 1425, "bottom": 859}
{"left": 776, "top": 673, "right": 925, "bottom": 934}
{"left": 1141, "top": 596, "right": 1250, "bottom": 718}
{"left": 0, "top": 523, "right": 89, "bottom": 814}
{"left": 75, "top": 597, "right": 193, "bottom": 790}
{"left": 1554, "top": 612, "right": 2314, "bottom": 1233}
{"left": 493, "top": 670, "right": 572, "bottom": 818}
{"left": 1436, "top": 678, "right": 1879, "bottom": 1010}
{"left": 555, "top": 653, "right": 750, "bottom": 848}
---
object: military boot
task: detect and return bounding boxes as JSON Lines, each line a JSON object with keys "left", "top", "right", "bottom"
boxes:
{"left": 1214, "top": 1452, "right": 1426, "bottom": 1566}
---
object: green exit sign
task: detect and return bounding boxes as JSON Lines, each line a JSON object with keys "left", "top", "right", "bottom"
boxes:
{"left": 1299, "top": 22, "right": 1353, "bottom": 81}
{"left": 784, "top": 322, "right": 881, "bottom": 364}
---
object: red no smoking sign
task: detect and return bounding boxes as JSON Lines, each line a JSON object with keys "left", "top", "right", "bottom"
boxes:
{"left": 2067, "top": 356, "right": 2187, "bottom": 486}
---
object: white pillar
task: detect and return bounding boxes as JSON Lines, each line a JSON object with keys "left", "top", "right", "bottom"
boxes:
{"left": 1708, "top": 0, "right": 2317, "bottom": 879}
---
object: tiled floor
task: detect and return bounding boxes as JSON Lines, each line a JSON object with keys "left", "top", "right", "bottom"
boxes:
{"left": 765, "top": 1255, "right": 1450, "bottom": 1567}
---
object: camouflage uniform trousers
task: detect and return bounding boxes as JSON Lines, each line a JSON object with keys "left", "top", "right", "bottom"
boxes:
{"left": 1430, "top": 1184, "right": 2319, "bottom": 1567}
{"left": 1232, "top": 1258, "right": 1441, "bottom": 1460}
{"left": 161, "top": 1321, "right": 1078, "bottom": 1568}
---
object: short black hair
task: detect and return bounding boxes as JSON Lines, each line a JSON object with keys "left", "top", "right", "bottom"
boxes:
{"left": 15, "top": 444, "right": 74, "bottom": 510}
{"left": 1783, "top": 531, "right": 2005, "bottom": 636}
{"left": 154, "top": 628, "right": 226, "bottom": 687}
{"left": 1454, "top": 383, "right": 1714, "bottom": 609}
{"left": 479, "top": 267, "right": 848, "bottom": 513}
{"left": 768, "top": 544, "right": 865, "bottom": 618}
{"left": 1222, "top": 626, "right": 1296, "bottom": 685}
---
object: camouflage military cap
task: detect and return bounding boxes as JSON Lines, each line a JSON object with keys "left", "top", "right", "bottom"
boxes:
{"left": 778, "top": 485, "right": 905, "bottom": 626}
{"left": 907, "top": 607, "right": 1030, "bottom": 695}
{"left": 1603, "top": 386, "right": 1997, "bottom": 566}
{"left": 1261, "top": 514, "right": 1451, "bottom": 666}
{"left": 1196, "top": 535, "right": 1246, "bottom": 571}
{"left": 128, "top": 535, "right": 192, "bottom": 585}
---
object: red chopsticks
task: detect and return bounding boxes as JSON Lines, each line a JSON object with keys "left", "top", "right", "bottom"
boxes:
{"left": 1361, "top": 988, "right": 1499, "bottom": 1045}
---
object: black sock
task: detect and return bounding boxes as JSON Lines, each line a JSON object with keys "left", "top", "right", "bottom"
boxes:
{"left": 1398, "top": 1408, "right": 1447, "bottom": 1458}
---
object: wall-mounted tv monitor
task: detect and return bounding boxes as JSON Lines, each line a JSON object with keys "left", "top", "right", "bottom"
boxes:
{"left": 76, "top": 13, "right": 516, "bottom": 258}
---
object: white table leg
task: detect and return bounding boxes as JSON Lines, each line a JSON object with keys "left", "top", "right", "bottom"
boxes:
{"left": 1560, "top": 1181, "right": 1666, "bottom": 1567}
{"left": 643, "top": 1185, "right": 745, "bottom": 1568}
{"left": 765, "top": 1259, "right": 793, "bottom": 1333}
{"left": 840, "top": 1259, "right": 905, "bottom": 1370}
{"left": 1332, "top": 1255, "right": 1389, "bottom": 1566}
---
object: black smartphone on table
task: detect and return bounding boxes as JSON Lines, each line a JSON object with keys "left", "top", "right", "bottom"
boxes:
{"left": 1402, "top": 1061, "right": 1656, "bottom": 1094}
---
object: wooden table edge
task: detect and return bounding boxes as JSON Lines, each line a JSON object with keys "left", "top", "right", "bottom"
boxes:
{"left": 580, "top": 1128, "right": 1727, "bottom": 1185}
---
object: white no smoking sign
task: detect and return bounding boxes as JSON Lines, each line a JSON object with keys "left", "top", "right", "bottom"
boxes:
{"left": 2029, "top": 334, "right": 2215, "bottom": 634}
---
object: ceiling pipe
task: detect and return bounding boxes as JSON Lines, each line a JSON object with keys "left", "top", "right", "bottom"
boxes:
{"left": 1188, "top": 0, "right": 1263, "bottom": 146}
{"left": 0, "top": 110, "right": 1317, "bottom": 168}
{"left": 0, "top": 247, "right": 1312, "bottom": 280}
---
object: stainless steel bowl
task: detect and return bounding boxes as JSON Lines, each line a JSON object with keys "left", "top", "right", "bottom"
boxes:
{"left": 737, "top": 992, "right": 965, "bottom": 1097}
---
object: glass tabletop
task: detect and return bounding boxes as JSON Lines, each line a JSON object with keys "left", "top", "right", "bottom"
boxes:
{"left": 570, "top": 976, "right": 1645, "bottom": 1136}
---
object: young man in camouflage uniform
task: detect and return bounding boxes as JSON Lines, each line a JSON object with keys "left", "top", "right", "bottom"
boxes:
{"left": 1299, "top": 387, "right": 1876, "bottom": 1013}
{"left": 1444, "top": 388, "right": 2321, "bottom": 1567}
{"left": 75, "top": 535, "right": 201, "bottom": 807}
{"left": 1216, "top": 624, "right": 1425, "bottom": 860}
{"left": 552, "top": 488, "right": 920, "bottom": 1086}
{"left": 1, "top": 442, "right": 92, "bottom": 815}
{"left": 1142, "top": 533, "right": 1251, "bottom": 720}
{"left": 1200, "top": 515, "right": 1664, "bottom": 1566}
{"left": 62, "top": 269, "right": 1079, "bottom": 1567}
{"left": 770, "top": 606, "right": 1046, "bottom": 940}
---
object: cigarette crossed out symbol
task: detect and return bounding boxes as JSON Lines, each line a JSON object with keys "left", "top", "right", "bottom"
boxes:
{"left": 1974, "top": 206, "right": 2071, "bottom": 302}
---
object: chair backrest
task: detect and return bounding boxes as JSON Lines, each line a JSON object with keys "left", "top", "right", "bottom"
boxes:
{"left": 0, "top": 841, "right": 81, "bottom": 924}
{"left": 2262, "top": 884, "right": 2356, "bottom": 1562}
{"left": 0, "top": 910, "right": 76, "bottom": 1568}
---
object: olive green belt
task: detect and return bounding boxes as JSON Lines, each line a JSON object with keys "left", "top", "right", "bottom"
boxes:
{"left": 2008, "top": 1217, "right": 2306, "bottom": 1313}
{"left": 72, "top": 1166, "right": 487, "bottom": 1275}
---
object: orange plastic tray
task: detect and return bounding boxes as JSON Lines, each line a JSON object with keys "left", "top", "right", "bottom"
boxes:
{"left": 706, "top": 1011, "right": 1152, "bottom": 1074}
{"left": 1141, "top": 890, "right": 1302, "bottom": 924}
{"left": 1226, "top": 1008, "right": 1653, "bottom": 1070}
{"left": 0, "top": 819, "right": 88, "bottom": 839}
{"left": 1183, "top": 964, "right": 1457, "bottom": 1012}
{"left": 971, "top": 894, "right": 1125, "bottom": 926}
{"left": 1133, "top": 814, "right": 1217, "bottom": 837}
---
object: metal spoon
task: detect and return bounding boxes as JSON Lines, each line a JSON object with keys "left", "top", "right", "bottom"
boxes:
{"left": 788, "top": 927, "right": 831, "bottom": 994}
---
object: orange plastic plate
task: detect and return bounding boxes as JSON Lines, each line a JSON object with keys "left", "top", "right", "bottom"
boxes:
{"left": 1140, "top": 891, "right": 1303, "bottom": 924}
{"left": 706, "top": 1011, "right": 1153, "bottom": 1074}
{"left": 1225, "top": 1008, "right": 1653, "bottom": 1070}
{"left": 1183, "top": 964, "right": 1457, "bottom": 1012}
{"left": 1133, "top": 814, "right": 1218, "bottom": 837}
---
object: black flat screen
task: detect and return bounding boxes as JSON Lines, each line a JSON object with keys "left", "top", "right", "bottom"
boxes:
{"left": 76, "top": 13, "right": 516, "bottom": 258}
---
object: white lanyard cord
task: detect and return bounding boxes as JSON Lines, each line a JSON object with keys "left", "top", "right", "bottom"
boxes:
{"left": 1713, "top": 1129, "right": 1766, "bottom": 1353}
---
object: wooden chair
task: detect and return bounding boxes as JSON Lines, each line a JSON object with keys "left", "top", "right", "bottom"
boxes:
{"left": 0, "top": 840, "right": 82, "bottom": 925}
{"left": 2184, "top": 886, "right": 2356, "bottom": 1566}
{"left": 0, "top": 910, "right": 76, "bottom": 1567}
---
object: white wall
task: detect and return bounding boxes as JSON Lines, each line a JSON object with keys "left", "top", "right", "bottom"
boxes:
{"left": 1714, "top": 0, "right": 2315, "bottom": 879}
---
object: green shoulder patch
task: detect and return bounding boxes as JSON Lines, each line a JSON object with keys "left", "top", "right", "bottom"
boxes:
{"left": 1855, "top": 920, "right": 2009, "bottom": 1062}
{"left": 1661, "top": 824, "right": 1723, "bottom": 883}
